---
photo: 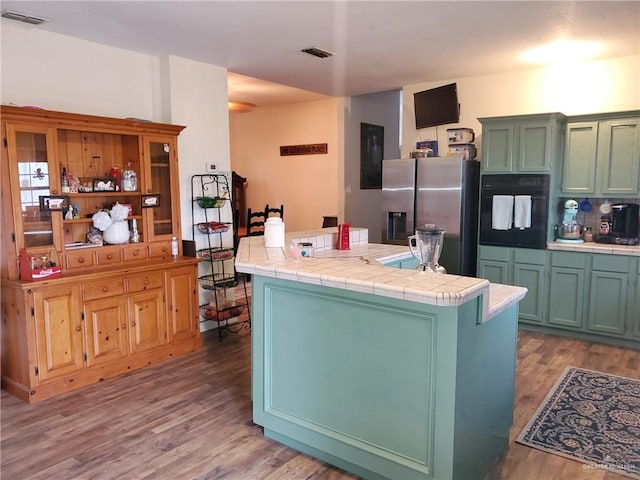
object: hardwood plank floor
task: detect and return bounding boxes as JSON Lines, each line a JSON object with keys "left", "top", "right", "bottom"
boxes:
{"left": 2, "top": 320, "right": 639, "bottom": 479}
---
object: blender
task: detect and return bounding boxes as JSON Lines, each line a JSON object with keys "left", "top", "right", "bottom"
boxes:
{"left": 555, "top": 199, "right": 584, "bottom": 243}
{"left": 408, "top": 227, "right": 447, "bottom": 273}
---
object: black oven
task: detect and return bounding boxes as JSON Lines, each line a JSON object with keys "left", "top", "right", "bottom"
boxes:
{"left": 479, "top": 174, "right": 550, "bottom": 249}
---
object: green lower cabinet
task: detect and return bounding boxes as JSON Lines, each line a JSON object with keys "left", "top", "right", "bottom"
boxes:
{"left": 513, "top": 263, "right": 547, "bottom": 324}
{"left": 634, "top": 274, "right": 640, "bottom": 338}
{"left": 587, "top": 271, "right": 629, "bottom": 335}
{"left": 548, "top": 267, "right": 585, "bottom": 328}
{"left": 478, "top": 260, "right": 509, "bottom": 284}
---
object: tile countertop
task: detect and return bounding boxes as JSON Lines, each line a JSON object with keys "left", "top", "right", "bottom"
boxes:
{"left": 548, "top": 241, "right": 640, "bottom": 256}
{"left": 235, "top": 227, "right": 527, "bottom": 322}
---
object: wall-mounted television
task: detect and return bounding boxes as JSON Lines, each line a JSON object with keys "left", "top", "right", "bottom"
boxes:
{"left": 413, "top": 83, "right": 460, "bottom": 129}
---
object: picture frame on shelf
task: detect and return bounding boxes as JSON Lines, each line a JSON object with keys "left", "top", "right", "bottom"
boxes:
{"left": 39, "top": 195, "right": 69, "bottom": 211}
{"left": 141, "top": 194, "right": 160, "bottom": 208}
{"left": 92, "top": 177, "right": 119, "bottom": 192}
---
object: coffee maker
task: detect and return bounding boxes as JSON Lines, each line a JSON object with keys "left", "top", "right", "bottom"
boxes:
{"left": 594, "top": 203, "right": 639, "bottom": 245}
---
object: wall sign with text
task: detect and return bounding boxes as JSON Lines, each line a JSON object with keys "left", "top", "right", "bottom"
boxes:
{"left": 280, "top": 143, "right": 328, "bottom": 156}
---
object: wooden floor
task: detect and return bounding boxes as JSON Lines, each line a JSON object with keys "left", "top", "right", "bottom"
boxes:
{"left": 2, "top": 322, "right": 639, "bottom": 479}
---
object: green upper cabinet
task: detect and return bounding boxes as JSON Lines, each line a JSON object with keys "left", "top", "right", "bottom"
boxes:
{"left": 479, "top": 113, "right": 566, "bottom": 173}
{"left": 598, "top": 118, "right": 640, "bottom": 195}
{"left": 562, "top": 122, "right": 598, "bottom": 194}
{"left": 562, "top": 114, "right": 640, "bottom": 196}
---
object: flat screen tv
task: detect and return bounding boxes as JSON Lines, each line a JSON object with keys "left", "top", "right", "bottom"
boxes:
{"left": 414, "top": 83, "right": 459, "bottom": 129}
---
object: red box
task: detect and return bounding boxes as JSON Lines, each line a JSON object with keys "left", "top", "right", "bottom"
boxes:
{"left": 19, "top": 248, "right": 62, "bottom": 282}
{"left": 336, "top": 223, "right": 351, "bottom": 250}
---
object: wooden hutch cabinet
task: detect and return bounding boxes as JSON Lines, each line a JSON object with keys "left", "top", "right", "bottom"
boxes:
{"left": 0, "top": 106, "right": 202, "bottom": 403}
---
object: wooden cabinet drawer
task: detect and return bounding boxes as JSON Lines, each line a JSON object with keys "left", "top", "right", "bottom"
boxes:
{"left": 97, "top": 248, "right": 123, "bottom": 265}
{"left": 65, "top": 251, "right": 96, "bottom": 270}
{"left": 128, "top": 272, "right": 163, "bottom": 293}
{"left": 84, "top": 278, "right": 126, "bottom": 301}
{"left": 592, "top": 254, "right": 631, "bottom": 273}
{"left": 148, "top": 241, "right": 172, "bottom": 259}
{"left": 123, "top": 245, "right": 147, "bottom": 262}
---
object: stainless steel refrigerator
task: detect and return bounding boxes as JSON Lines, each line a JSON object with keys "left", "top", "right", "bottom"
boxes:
{"left": 381, "top": 157, "right": 480, "bottom": 276}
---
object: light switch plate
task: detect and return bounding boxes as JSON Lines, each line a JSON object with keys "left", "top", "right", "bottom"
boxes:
{"left": 206, "top": 162, "right": 216, "bottom": 172}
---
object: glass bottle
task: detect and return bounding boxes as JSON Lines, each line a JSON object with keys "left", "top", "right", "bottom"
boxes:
{"left": 61, "top": 166, "right": 70, "bottom": 193}
{"left": 122, "top": 162, "right": 138, "bottom": 192}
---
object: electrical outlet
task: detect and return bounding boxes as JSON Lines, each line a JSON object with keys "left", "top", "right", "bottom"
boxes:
{"left": 206, "top": 162, "right": 216, "bottom": 172}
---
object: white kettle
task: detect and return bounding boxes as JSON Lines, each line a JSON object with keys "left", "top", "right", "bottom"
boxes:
{"left": 264, "top": 217, "right": 285, "bottom": 247}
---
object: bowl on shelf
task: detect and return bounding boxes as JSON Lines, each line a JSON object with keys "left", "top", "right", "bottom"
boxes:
{"left": 198, "top": 274, "right": 238, "bottom": 291}
{"left": 197, "top": 221, "right": 230, "bottom": 234}
{"left": 200, "top": 301, "right": 244, "bottom": 321}
{"left": 197, "top": 247, "right": 234, "bottom": 261}
{"left": 197, "top": 196, "right": 226, "bottom": 208}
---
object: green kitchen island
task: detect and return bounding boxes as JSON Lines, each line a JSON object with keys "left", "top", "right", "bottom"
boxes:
{"left": 236, "top": 228, "right": 527, "bottom": 480}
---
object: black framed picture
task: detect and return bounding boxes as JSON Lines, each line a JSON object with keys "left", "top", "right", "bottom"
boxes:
{"left": 39, "top": 195, "right": 69, "bottom": 211}
{"left": 141, "top": 194, "right": 160, "bottom": 208}
{"left": 360, "top": 123, "right": 384, "bottom": 189}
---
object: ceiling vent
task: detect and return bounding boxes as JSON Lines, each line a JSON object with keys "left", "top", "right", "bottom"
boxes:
{"left": 301, "top": 47, "right": 334, "bottom": 59}
{"left": 1, "top": 9, "right": 50, "bottom": 25}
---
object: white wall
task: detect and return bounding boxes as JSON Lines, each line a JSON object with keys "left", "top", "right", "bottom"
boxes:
{"left": 402, "top": 55, "right": 640, "bottom": 158}
{"left": 230, "top": 99, "right": 341, "bottom": 232}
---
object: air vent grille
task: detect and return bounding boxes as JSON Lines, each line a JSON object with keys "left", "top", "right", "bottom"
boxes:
{"left": 2, "top": 9, "right": 49, "bottom": 25}
{"left": 301, "top": 47, "right": 334, "bottom": 59}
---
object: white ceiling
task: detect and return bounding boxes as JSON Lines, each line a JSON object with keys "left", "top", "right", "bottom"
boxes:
{"left": 2, "top": 1, "right": 639, "bottom": 107}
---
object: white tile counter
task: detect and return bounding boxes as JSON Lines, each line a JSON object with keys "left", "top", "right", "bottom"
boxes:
{"left": 236, "top": 227, "right": 527, "bottom": 322}
{"left": 548, "top": 241, "right": 640, "bottom": 256}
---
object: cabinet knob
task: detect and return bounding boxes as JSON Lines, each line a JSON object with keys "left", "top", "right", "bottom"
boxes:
{"left": 102, "top": 286, "right": 108, "bottom": 292}
{"left": 131, "top": 321, "right": 136, "bottom": 327}
{"left": 75, "top": 326, "right": 81, "bottom": 332}
{"left": 51, "top": 189, "right": 59, "bottom": 195}
{"left": 121, "top": 323, "right": 127, "bottom": 329}
{"left": 107, "top": 254, "right": 113, "bottom": 260}
{"left": 78, "top": 257, "right": 85, "bottom": 263}
{"left": 133, "top": 250, "right": 140, "bottom": 256}
{"left": 144, "top": 279, "right": 149, "bottom": 285}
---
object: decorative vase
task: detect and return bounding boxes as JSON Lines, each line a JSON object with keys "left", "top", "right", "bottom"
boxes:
{"left": 103, "top": 221, "right": 130, "bottom": 244}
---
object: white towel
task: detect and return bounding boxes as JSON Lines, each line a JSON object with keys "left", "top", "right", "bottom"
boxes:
{"left": 492, "top": 195, "right": 514, "bottom": 230}
{"left": 514, "top": 195, "right": 532, "bottom": 229}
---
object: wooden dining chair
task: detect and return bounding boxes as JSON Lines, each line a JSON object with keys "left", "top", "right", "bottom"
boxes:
{"left": 264, "top": 204, "right": 284, "bottom": 219}
{"left": 246, "top": 208, "right": 267, "bottom": 236}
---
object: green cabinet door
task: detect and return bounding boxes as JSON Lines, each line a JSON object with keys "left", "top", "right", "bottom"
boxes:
{"left": 597, "top": 117, "right": 640, "bottom": 195}
{"left": 562, "top": 122, "right": 598, "bottom": 194}
{"left": 513, "top": 263, "right": 547, "bottom": 324}
{"left": 587, "top": 270, "right": 629, "bottom": 335}
{"left": 477, "top": 260, "right": 509, "bottom": 284}
{"left": 480, "top": 122, "right": 514, "bottom": 172}
{"left": 548, "top": 267, "right": 585, "bottom": 328}
{"left": 634, "top": 274, "right": 640, "bottom": 338}
{"left": 518, "top": 121, "right": 553, "bottom": 172}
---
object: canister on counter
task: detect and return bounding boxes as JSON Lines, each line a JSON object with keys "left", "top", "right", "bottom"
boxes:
{"left": 298, "top": 242, "right": 315, "bottom": 257}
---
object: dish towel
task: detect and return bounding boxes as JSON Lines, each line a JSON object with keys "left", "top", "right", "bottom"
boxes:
{"left": 492, "top": 195, "right": 514, "bottom": 230}
{"left": 514, "top": 195, "right": 532, "bottom": 229}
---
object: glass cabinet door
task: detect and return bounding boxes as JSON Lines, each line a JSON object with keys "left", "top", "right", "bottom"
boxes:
{"left": 144, "top": 136, "right": 179, "bottom": 240}
{"left": 6, "top": 124, "right": 58, "bottom": 248}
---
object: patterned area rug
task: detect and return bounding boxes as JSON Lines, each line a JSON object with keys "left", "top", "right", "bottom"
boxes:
{"left": 517, "top": 366, "right": 640, "bottom": 479}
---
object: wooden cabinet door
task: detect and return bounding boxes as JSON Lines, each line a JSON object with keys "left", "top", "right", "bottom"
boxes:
{"left": 518, "top": 121, "right": 551, "bottom": 172}
{"left": 127, "top": 289, "right": 166, "bottom": 354}
{"left": 548, "top": 267, "right": 584, "bottom": 328}
{"left": 142, "top": 135, "right": 180, "bottom": 242}
{"left": 84, "top": 297, "right": 129, "bottom": 366}
{"left": 587, "top": 271, "right": 629, "bottom": 336}
{"left": 32, "top": 285, "right": 84, "bottom": 381}
{"left": 165, "top": 265, "right": 199, "bottom": 342}
{"left": 597, "top": 118, "right": 640, "bottom": 195}
{"left": 513, "top": 263, "right": 547, "bottom": 324}
{"left": 480, "top": 122, "right": 514, "bottom": 172}
{"left": 562, "top": 122, "right": 598, "bottom": 194}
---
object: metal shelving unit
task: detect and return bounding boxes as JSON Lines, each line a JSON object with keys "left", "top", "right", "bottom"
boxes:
{"left": 191, "top": 174, "right": 250, "bottom": 341}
